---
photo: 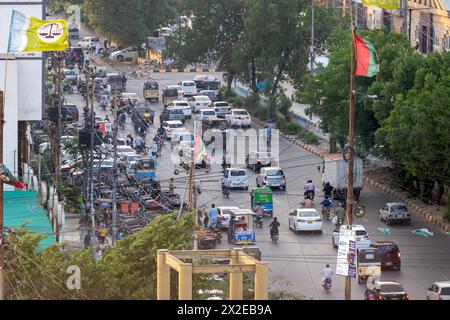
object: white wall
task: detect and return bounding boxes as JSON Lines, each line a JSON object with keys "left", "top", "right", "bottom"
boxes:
{"left": 0, "top": 2, "right": 44, "bottom": 121}
{"left": 0, "top": 57, "right": 19, "bottom": 191}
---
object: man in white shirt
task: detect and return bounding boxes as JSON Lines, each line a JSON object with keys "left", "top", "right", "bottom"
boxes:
{"left": 321, "top": 264, "right": 334, "bottom": 283}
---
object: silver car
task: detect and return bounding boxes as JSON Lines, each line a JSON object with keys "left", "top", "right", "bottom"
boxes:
{"left": 256, "top": 167, "right": 286, "bottom": 190}
{"left": 379, "top": 202, "right": 411, "bottom": 225}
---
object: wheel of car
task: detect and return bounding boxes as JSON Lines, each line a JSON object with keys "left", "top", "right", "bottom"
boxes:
{"left": 245, "top": 186, "right": 248, "bottom": 191}
{"left": 117, "top": 55, "right": 124, "bottom": 61}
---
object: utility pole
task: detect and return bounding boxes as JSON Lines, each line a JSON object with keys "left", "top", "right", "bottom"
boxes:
{"left": 310, "top": 0, "right": 315, "bottom": 73}
{"left": 56, "top": 52, "right": 62, "bottom": 184}
{"left": 0, "top": 91, "right": 5, "bottom": 300}
{"left": 88, "top": 73, "right": 96, "bottom": 246}
{"left": 111, "top": 99, "right": 119, "bottom": 244}
{"left": 345, "top": 7, "right": 357, "bottom": 301}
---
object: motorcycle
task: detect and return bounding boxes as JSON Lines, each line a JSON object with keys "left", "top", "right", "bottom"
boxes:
{"left": 270, "top": 228, "right": 279, "bottom": 244}
{"left": 323, "top": 206, "right": 331, "bottom": 221}
{"left": 63, "top": 83, "right": 74, "bottom": 94}
{"left": 304, "top": 190, "right": 315, "bottom": 201}
{"left": 222, "top": 185, "right": 230, "bottom": 199}
{"left": 135, "top": 145, "right": 149, "bottom": 155}
{"left": 323, "top": 278, "right": 332, "bottom": 293}
{"left": 100, "top": 102, "right": 108, "bottom": 111}
{"left": 255, "top": 216, "right": 263, "bottom": 228}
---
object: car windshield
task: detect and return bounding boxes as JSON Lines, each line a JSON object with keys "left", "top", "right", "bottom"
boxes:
{"left": 441, "top": 288, "right": 450, "bottom": 295}
{"left": 198, "top": 97, "right": 211, "bottom": 102}
{"left": 216, "top": 103, "right": 229, "bottom": 107}
{"left": 203, "top": 111, "right": 215, "bottom": 115}
{"left": 128, "top": 156, "right": 141, "bottom": 162}
{"left": 230, "top": 171, "right": 246, "bottom": 177}
{"left": 298, "top": 211, "right": 319, "bottom": 217}
{"left": 145, "top": 83, "right": 158, "bottom": 90}
{"left": 356, "top": 230, "right": 367, "bottom": 236}
{"left": 381, "top": 245, "right": 399, "bottom": 253}
{"left": 266, "top": 170, "right": 283, "bottom": 176}
{"left": 183, "top": 82, "right": 195, "bottom": 87}
{"left": 65, "top": 71, "right": 75, "bottom": 75}
{"left": 175, "top": 102, "right": 189, "bottom": 107}
{"left": 206, "top": 82, "right": 220, "bottom": 90}
{"left": 391, "top": 205, "right": 408, "bottom": 212}
{"left": 118, "top": 147, "right": 133, "bottom": 153}
{"left": 180, "top": 135, "right": 194, "bottom": 141}
{"left": 380, "top": 283, "right": 404, "bottom": 293}
{"left": 235, "top": 111, "right": 248, "bottom": 116}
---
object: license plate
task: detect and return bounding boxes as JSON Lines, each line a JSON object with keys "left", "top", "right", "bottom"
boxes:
{"left": 307, "top": 221, "right": 313, "bottom": 224}
{"left": 385, "top": 262, "right": 392, "bottom": 266}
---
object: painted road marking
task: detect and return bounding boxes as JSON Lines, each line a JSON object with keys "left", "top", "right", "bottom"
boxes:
{"left": 274, "top": 199, "right": 281, "bottom": 204}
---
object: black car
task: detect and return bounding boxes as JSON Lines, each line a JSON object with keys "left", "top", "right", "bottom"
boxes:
{"left": 364, "top": 281, "right": 409, "bottom": 300}
{"left": 193, "top": 75, "right": 217, "bottom": 90}
{"left": 369, "top": 241, "right": 401, "bottom": 270}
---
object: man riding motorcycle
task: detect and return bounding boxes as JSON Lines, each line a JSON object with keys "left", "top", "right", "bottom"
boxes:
{"left": 269, "top": 217, "right": 280, "bottom": 241}
{"left": 157, "top": 125, "right": 166, "bottom": 140}
{"left": 304, "top": 180, "right": 315, "bottom": 200}
{"left": 323, "top": 182, "right": 333, "bottom": 198}
{"left": 321, "top": 196, "right": 332, "bottom": 219}
{"left": 321, "top": 264, "right": 334, "bottom": 290}
{"left": 134, "top": 135, "right": 147, "bottom": 154}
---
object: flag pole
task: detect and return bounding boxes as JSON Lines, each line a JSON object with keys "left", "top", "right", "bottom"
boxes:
{"left": 345, "top": 0, "right": 356, "bottom": 301}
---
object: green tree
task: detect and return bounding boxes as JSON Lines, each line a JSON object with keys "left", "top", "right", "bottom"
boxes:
{"left": 166, "top": 0, "right": 248, "bottom": 88}
{"left": 376, "top": 52, "right": 450, "bottom": 202}
{"left": 84, "top": 0, "right": 175, "bottom": 46}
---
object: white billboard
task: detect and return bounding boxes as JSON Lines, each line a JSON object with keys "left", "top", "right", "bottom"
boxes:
{"left": 336, "top": 226, "right": 358, "bottom": 278}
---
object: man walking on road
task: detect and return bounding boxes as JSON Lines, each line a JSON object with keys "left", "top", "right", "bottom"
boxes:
{"left": 208, "top": 204, "right": 219, "bottom": 230}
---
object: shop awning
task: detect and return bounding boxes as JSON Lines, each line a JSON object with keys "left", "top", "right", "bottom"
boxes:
{"left": 4, "top": 191, "right": 55, "bottom": 249}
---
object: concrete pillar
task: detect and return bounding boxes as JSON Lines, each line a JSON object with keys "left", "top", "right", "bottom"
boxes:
{"left": 157, "top": 250, "right": 170, "bottom": 300}
{"left": 254, "top": 262, "right": 269, "bottom": 300}
{"left": 178, "top": 263, "right": 193, "bottom": 300}
{"left": 229, "top": 249, "right": 243, "bottom": 300}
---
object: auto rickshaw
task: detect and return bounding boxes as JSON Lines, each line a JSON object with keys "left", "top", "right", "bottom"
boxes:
{"left": 357, "top": 248, "right": 382, "bottom": 284}
{"left": 136, "top": 158, "right": 156, "bottom": 179}
{"left": 251, "top": 187, "right": 273, "bottom": 217}
{"left": 227, "top": 209, "right": 256, "bottom": 245}
{"left": 143, "top": 81, "right": 159, "bottom": 103}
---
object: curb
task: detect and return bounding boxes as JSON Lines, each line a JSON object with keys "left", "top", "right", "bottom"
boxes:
{"left": 149, "top": 68, "right": 218, "bottom": 73}
{"left": 364, "top": 176, "right": 450, "bottom": 233}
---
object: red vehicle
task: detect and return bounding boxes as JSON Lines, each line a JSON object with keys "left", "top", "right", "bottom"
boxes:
{"left": 369, "top": 241, "right": 401, "bottom": 271}
{"left": 365, "top": 281, "right": 409, "bottom": 300}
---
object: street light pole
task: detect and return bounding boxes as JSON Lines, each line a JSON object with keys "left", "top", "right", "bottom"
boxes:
{"left": 310, "top": 1, "right": 315, "bottom": 73}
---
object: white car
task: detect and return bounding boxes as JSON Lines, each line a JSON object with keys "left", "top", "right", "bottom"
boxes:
{"left": 120, "top": 153, "right": 142, "bottom": 166}
{"left": 77, "top": 36, "right": 99, "bottom": 49}
{"left": 213, "top": 101, "right": 231, "bottom": 118}
{"left": 120, "top": 92, "right": 139, "bottom": 104}
{"left": 180, "top": 81, "right": 198, "bottom": 97}
{"left": 379, "top": 202, "right": 411, "bottom": 225}
{"left": 227, "top": 109, "right": 251, "bottom": 128}
{"left": 288, "top": 208, "right": 323, "bottom": 233}
{"left": 162, "top": 120, "right": 186, "bottom": 140}
{"left": 117, "top": 138, "right": 127, "bottom": 146}
{"left": 168, "top": 101, "right": 192, "bottom": 118}
{"left": 166, "top": 85, "right": 185, "bottom": 99}
{"left": 188, "top": 95, "right": 213, "bottom": 112}
{"left": 196, "top": 108, "right": 217, "bottom": 121}
{"left": 427, "top": 281, "right": 450, "bottom": 300}
{"left": 110, "top": 47, "right": 139, "bottom": 61}
{"left": 256, "top": 167, "right": 286, "bottom": 190}
{"left": 63, "top": 69, "right": 77, "bottom": 84}
{"left": 116, "top": 145, "right": 135, "bottom": 158}
{"left": 217, "top": 207, "right": 239, "bottom": 229}
{"left": 332, "top": 224, "right": 372, "bottom": 249}
{"left": 222, "top": 168, "right": 249, "bottom": 190}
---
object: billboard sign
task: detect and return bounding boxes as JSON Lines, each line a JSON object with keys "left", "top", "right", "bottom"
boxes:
{"left": 336, "top": 226, "right": 357, "bottom": 278}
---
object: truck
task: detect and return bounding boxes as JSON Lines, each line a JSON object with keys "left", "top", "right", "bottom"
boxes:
{"left": 322, "top": 154, "right": 363, "bottom": 201}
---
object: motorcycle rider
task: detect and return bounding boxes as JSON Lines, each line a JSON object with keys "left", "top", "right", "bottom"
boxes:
{"left": 157, "top": 124, "right": 166, "bottom": 140}
{"left": 304, "top": 179, "right": 315, "bottom": 199}
{"left": 321, "top": 264, "right": 334, "bottom": 288}
{"left": 269, "top": 217, "right": 280, "bottom": 240}
{"left": 300, "top": 195, "right": 313, "bottom": 208}
{"left": 126, "top": 134, "right": 134, "bottom": 147}
{"left": 323, "top": 182, "right": 333, "bottom": 198}
{"left": 151, "top": 139, "right": 158, "bottom": 157}
{"left": 333, "top": 203, "right": 346, "bottom": 229}
{"left": 118, "top": 112, "right": 126, "bottom": 129}
{"left": 121, "top": 73, "right": 127, "bottom": 90}
{"left": 222, "top": 172, "right": 231, "bottom": 196}
{"left": 99, "top": 95, "right": 109, "bottom": 110}
{"left": 134, "top": 135, "right": 146, "bottom": 154}
{"left": 254, "top": 203, "right": 264, "bottom": 227}
{"left": 263, "top": 125, "right": 272, "bottom": 144}
{"left": 321, "top": 196, "right": 332, "bottom": 218}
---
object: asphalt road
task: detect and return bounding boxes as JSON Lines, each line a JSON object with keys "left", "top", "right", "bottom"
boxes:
{"left": 65, "top": 53, "right": 450, "bottom": 300}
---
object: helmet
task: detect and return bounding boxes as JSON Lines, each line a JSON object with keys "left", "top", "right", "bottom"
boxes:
{"left": 326, "top": 264, "right": 329, "bottom": 268}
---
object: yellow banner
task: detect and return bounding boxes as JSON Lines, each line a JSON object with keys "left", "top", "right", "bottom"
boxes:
{"left": 361, "top": 0, "right": 400, "bottom": 9}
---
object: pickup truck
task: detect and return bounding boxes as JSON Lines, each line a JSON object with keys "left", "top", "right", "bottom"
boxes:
{"left": 246, "top": 151, "right": 273, "bottom": 172}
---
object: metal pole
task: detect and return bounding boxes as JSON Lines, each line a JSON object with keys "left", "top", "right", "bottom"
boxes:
{"left": 56, "top": 53, "right": 62, "bottom": 183}
{"left": 111, "top": 100, "right": 119, "bottom": 244}
{"left": 310, "top": 0, "right": 315, "bottom": 73}
{"left": 408, "top": 9, "right": 412, "bottom": 44}
{"left": 89, "top": 75, "right": 96, "bottom": 246}
{"left": 38, "top": 153, "right": 42, "bottom": 183}
{"left": 345, "top": 8, "right": 356, "bottom": 301}
{"left": 0, "top": 91, "right": 5, "bottom": 300}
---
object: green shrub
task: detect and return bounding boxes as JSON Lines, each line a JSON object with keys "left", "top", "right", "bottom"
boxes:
{"left": 299, "top": 131, "right": 320, "bottom": 145}
{"left": 444, "top": 204, "right": 450, "bottom": 222}
{"left": 281, "top": 122, "right": 300, "bottom": 135}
